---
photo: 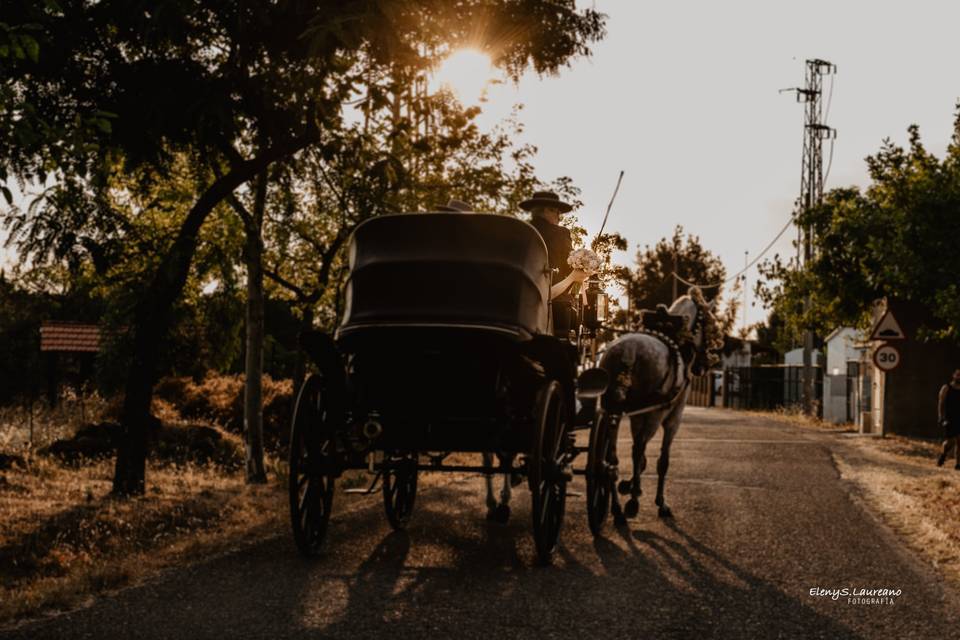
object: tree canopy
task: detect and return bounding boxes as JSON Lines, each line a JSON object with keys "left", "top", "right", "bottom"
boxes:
{"left": 620, "top": 226, "right": 739, "bottom": 334}
{"left": 0, "top": 1, "right": 608, "bottom": 494}
{"left": 757, "top": 107, "right": 960, "bottom": 344}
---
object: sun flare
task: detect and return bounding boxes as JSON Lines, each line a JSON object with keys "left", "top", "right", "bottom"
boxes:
{"left": 431, "top": 48, "right": 493, "bottom": 104}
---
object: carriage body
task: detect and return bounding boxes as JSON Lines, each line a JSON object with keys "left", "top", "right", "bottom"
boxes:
{"left": 335, "top": 213, "right": 555, "bottom": 454}
{"left": 289, "top": 212, "right": 612, "bottom": 562}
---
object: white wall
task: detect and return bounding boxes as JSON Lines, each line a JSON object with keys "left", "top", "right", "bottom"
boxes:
{"left": 823, "top": 328, "right": 861, "bottom": 424}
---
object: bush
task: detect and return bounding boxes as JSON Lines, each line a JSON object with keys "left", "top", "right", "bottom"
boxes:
{"left": 37, "top": 420, "right": 244, "bottom": 468}
{"left": 153, "top": 374, "right": 293, "bottom": 448}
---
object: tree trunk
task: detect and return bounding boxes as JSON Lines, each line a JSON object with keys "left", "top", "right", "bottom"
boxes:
{"left": 293, "top": 305, "right": 314, "bottom": 394}
{"left": 243, "top": 171, "right": 268, "bottom": 484}
{"left": 112, "top": 136, "right": 314, "bottom": 496}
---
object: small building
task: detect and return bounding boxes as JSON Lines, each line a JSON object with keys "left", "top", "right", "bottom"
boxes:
{"left": 822, "top": 327, "right": 861, "bottom": 424}
{"left": 783, "top": 347, "right": 823, "bottom": 366}
{"left": 39, "top": 321, "right": 102, "bottom": 406}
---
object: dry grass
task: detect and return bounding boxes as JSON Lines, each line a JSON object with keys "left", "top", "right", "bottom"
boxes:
{"left": 0, "top": 379, "right": 509, "bottom": 626}
{"left": 0, "top": 453, "right": 285, "bottom": 625}
{"left": 0, "top": 392, "right": 114, "bottom": 450}
{"left": 0, "top": 387, "right": 287, "bottom": 626}
{"left": 743, "top": 406, "right": 856, "bottom": 433}
{"left": 833, "top": 447, "right": 960, "bottom": 589}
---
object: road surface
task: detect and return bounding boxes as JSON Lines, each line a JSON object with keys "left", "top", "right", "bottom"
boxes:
{"left": 4, "top": 408, "right": 958, "bottom": 639}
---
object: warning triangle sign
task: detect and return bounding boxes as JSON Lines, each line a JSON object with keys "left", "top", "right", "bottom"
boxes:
{"left": 870, "top": 310, "right": 906, "bottom": 341}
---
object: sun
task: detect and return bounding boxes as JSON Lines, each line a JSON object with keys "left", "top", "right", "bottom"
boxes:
{"left": 431, "top": 48, "right": 493, "bottom": 104}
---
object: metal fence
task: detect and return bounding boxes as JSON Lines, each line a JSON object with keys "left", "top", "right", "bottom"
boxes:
{"left": 720, "top": 365, "right": 823, "bottom": 415}
{"left": 688, "top": 372, "right": 719, "bottom": 408}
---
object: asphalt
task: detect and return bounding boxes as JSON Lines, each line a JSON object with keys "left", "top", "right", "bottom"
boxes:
{"left": 4, "top": 408, "right": 958, "bottom": 640}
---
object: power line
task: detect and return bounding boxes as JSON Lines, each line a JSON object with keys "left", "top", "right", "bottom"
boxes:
{"left": 670, "top": 212, "right": 795, "bottom": 290}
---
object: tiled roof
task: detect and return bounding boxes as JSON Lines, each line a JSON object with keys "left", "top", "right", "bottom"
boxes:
{"left": 39, "top": 322, "right": 101, "bottom": 353}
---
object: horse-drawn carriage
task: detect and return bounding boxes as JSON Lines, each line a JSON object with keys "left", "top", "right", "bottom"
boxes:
{"left": 287, "top": 212, "right": 618, "bottom": 563}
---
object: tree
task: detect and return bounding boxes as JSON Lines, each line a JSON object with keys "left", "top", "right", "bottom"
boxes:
{"left": 622, "top": 225, "right": 738, "bottom": 333}
{"left": 1, "top": 1, "right": 606, "bottom": 494}
{"left": 757, "top": 107, "right": 960, "bottom": 344}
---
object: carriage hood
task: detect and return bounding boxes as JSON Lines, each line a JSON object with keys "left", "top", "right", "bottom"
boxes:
{"left": 338, "top": 213, "right": 551, "bottom": 339}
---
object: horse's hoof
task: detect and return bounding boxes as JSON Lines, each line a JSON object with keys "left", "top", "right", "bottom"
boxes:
{"left": 624, "top": 498, "right": 639, "bottom": 519}
{"left": 617, "top": 480, "right": 632, "bottom": 495}
{"left": 658, "top": 505, "right": 673, "bottom": 519}
{"left": 493, "top": 503, "right": 511, "bottom": 524}
{"left": 486, "top": 508, "right": 498, "bottom": 521}
{"left": 614, "top": 512, "right": 628, "bottom": 526}
{"left": 510, "top": 473, "right": 523, "bottom": 487}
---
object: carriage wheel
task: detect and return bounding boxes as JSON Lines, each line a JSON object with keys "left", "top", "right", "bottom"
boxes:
{"left": 586, "top": 409, "right": 614, "bottom": 536}
{"left": 383, "top": 453, "right": 418, "bottom": 530}
{"left": 529, "top": 380, "right": 569, "bottom": 564}
{"left": 289, "top": 374, "right": 337, "bottom": 557}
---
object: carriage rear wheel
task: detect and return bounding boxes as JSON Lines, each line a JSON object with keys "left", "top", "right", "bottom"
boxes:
{"left": 383, "top": 453, "right": 418, "bottom": 530}
{"left": 586, "top": 409, "right": 614, "bottom": 536}
{"left": 529, "top": 380, "right": 569, "bottom": 564}
{"left": 289, "top": 374, "right": 337, "bottom": 557}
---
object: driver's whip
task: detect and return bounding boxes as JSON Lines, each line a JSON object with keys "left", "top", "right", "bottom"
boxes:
{"left": 594, "top": 170, "right": 624, "bottom": 247}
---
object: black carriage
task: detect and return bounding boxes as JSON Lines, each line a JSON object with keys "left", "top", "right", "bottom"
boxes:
{"left": 288, "top": 212, "right": 616, "bottom": 563}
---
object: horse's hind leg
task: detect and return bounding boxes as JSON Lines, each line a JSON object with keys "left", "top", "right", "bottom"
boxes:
{"left": 623, "top": 414, "right": 656, "bottom": 518}
{"left": 655, "top": 399, "right": 686, "bottom": 518}
{"left": 494, "top": 453, "right": 514, "bottom": 523}
{"left": 608, "top": 415, "right": 627, "bottom": 525}
{"left": 483, "top": 452, "right": 498, "bottom": 519}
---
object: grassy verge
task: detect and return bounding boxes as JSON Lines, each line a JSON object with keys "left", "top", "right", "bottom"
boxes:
{"left": 0, "top": 442, "right": 486, "bottom": 626}
{"left": 0, "top": 452, "right": 286, "bottom": 626}
{"left": 831, "top": 437, "right": 960, "bottom": 590}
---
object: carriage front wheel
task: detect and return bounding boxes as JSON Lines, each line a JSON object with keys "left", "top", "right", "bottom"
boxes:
{"left": 383, "top": 452, "right": 418, "bottom": 530}
{"left": 529, "top": 380, "right": 569, "bottom": 564}
{"left": 586, "top": 409, "right": 614, "bottom": 536}
{"left": 289, "top": 374, "right": 337, "bottom": 557}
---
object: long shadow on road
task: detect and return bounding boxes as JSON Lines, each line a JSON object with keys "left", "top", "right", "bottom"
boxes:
{"left": 301, "top": 484, "right": 860, "bottom": 640}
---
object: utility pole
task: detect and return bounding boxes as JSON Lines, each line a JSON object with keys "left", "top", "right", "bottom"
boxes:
{"left": 786, "top": 59, "right": 836, "bottom": 416}
{"left": 743, "top": 250, "right": 748, "bottom": 335}
{"left": 672, "top": 249, "right": 678, "bottom": 302}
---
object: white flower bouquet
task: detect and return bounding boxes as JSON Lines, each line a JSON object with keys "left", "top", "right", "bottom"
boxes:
{"left": 567, "top": 248, "right": 601, "bottom": 275}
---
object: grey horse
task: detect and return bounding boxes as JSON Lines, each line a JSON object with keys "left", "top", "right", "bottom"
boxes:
{"left": 598, "top": 289, "right": 718, "bottom": 522}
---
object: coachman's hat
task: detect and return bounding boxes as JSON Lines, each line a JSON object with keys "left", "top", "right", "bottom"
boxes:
{"left": 436, "top": 198, "right": 474, "bottom": 213}
{"left": 519, "top": 190, "right": 573, "bottom": 214}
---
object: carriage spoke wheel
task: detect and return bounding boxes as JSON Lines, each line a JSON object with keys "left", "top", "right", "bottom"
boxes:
{"left": 383, "top": 453, "right": 418, "bottom": 530}
{"left": 289, "top": 374, "right": 337, "bottom": 557}
{"left": 529, "top": 380, "right": 569, "bottom": 564}
{"left": 586, "top": 409, "right": 613, "bottom": 536}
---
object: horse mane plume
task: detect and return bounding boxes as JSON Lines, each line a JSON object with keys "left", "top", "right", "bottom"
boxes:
{"left": 688, "top": 286, "right": 724, "bottom": 368}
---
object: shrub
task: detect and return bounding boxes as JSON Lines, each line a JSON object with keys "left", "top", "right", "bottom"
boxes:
{"left": 153, "top": 374, "right": 293, "bottom": 448}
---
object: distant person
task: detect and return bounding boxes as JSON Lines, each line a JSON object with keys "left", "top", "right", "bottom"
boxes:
{"left": 936, "top": 369, "right": 960, "bottom": 468}
{"left": 436, "top": 198, "right": 473, "bottom": 213}
{"left": 520, "top": 190, "right": 587, "bottom": 334}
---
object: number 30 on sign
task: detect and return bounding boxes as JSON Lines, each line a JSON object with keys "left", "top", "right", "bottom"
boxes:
{"left": 873, "top": 344, "right": 901, "bottom": 372}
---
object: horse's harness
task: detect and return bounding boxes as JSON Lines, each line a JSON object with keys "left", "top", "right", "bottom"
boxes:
{"left": 619, "top": 301, "right": 709, "bottom": 417}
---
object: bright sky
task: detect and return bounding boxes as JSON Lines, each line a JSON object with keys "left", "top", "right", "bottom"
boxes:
{"left": 5, "top": 0, "right": 960, "bottom": 332}
{"left": 471, "top": 0, "right": 960, "bottom": 329}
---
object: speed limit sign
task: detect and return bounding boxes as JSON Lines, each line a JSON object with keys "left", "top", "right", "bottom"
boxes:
{"left": 873, "top": 344, "right": 901, "bottom": 372}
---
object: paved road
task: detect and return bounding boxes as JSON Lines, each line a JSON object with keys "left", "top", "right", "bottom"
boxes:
{"left": 4, "top": 408, "right": 958, "bottom": 639}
